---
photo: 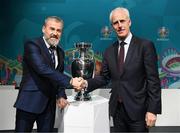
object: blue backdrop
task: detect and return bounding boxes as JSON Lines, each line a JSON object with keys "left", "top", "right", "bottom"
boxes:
{"left": 0, "top": 0, "right": 179, "bottom": 88}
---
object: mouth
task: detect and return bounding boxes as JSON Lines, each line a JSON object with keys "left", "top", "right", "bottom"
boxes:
{"left": 50, "top": 36, "right": 58, "bottom": 39}
{"left": 119, "top": 28, "right": 125, "bottom": 31}
{"left": 50, "top": 34, "right": 59, "bottom": 39}
{"left": 117, "top": 30, "right": 125, "bottom": 34}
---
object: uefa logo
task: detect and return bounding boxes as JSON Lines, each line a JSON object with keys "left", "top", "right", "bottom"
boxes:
{"left": 100, "top": 26, "right": 113, "bottom": 40}
{"left": 157, "top": 26, "right": 169, "bottom": 41}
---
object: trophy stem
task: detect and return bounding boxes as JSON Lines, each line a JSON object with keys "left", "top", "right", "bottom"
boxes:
{"left": 74, "top": 90, "right": 91, "bottom": 101}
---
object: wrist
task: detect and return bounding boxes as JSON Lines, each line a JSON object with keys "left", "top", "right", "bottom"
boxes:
{"left": 70, "top": 78, "right": 73, "bottom": 85}
{"left": 83, "top": 80, "right": 88, "bottom": 89}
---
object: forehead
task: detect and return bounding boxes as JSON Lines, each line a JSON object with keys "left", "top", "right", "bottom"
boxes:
{"left": 45, "top": 19, "right": 63, "bottom": 28}
{"left": 111, "top": 10, "right": 128, "bottom": 21}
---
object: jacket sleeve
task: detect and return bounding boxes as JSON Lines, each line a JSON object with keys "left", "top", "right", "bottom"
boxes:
{"left": 143, "top": 41, "right": 161, "bottom": 114}
{"left": 87, "top": 50, "right": 110, "bottom": 92}
{"left": 56, "top": 87, "right": 67, "bottom": 99}
{"left": 24, "top": 40, "right": 71, "bottom": 90}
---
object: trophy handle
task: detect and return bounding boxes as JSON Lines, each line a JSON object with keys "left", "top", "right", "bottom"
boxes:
{"left": 72, "top": 49, "right": 79, "bottom": 60}
{"left": 89, "top": 49, "right": 94, "bottom": 60}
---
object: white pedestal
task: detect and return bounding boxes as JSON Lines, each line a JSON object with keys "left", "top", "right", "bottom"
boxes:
{"left": 0, "top": 85, "right": 37, "bottom": 130}
{"left": 59, "top": 95, "right": 110, "bottom": 133}
{"left": 0, "top": 86, "right": 17, "bottom": 130}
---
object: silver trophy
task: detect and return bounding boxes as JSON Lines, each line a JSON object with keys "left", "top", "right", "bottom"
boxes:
{"left": 71, "top": 42, "right": 94, "bottom": 101}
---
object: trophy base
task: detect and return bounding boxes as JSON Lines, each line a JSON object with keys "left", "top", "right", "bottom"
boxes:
{"left": 74, "top": 91, "right": 91, "bottom": 101}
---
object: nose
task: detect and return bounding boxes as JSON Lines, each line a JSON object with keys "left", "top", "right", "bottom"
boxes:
{"left": 117, "top": 21, "right": 122, "bottom": 27}
{"left": 52, "top": 30, "right": 58, "bottom": 35}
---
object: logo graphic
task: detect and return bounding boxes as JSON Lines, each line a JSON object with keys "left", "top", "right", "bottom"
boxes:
{"left": 100, "top": 26, "right": 113, "bottom": 40}
{"left": 157, "top": 26, "right": 169, "bottom": 41}
{"left": 160, "top": 48, "right": 180, "bottom": 88}
{"left": 161, "top": 48, "right": 180, "bottom": 77}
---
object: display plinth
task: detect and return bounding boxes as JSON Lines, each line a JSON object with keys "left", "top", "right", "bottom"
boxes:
{"left": 60, "top": 95, "right": 110, "bottom": 133}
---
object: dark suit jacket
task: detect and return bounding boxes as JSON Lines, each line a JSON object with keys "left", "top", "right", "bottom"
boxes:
{"left": 14, "top": 37, "right": 71, "bottom": 114}
{"left": 87, "top": 36, "right": 161, "bottom": 120}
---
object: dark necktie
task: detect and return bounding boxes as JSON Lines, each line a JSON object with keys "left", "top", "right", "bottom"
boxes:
{"left": 118, "top": 41, "right": 126, "bottom": 103}
{"left": 118, "top": 41, "right": 126, "bottom": 72}
{"left": 49, "top": 46, "right": 56, "bottom": 68}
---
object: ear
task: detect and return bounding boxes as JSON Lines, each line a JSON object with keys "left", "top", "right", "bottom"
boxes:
{"left": 129, "top": 19, "right": 131, "bottom": 27}
{"left": 42, "top": 26, "right": 45, "bottom": 33}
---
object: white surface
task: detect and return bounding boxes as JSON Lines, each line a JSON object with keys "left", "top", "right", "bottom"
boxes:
{"left": 156, "top": 89, "right": 180, "bottom": 126}
{"left": 0, "top": 86, "right": 17, "bottom": 130}
{"left": 0, "top": 86, "right": 180, "bottom": 130}
{"left": 61, "top": 95, "right": 110, "bottom": 133}
{"left": 0, "top": 86, "right": 38, "bottom": 130}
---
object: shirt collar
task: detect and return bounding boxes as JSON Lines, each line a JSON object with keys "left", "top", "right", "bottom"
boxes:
{"left": 118, "top": 32, "right": 132, "bottom": 45}
{"left": 43, "top": 36, "right": 57, "bottom": 49}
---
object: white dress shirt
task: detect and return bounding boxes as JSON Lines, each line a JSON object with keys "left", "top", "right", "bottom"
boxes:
{"left": 118, "top": 32, "right": 132, "bottom": 62}
{"left": 43, "top": 36, "right": 58, "bottom": 68}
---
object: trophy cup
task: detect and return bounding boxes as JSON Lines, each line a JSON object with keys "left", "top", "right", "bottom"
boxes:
{"left": 71, "top": 42, "right": 94, "bottom": 101}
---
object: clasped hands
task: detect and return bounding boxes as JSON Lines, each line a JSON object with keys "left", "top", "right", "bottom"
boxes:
{"left": 56, "top": 77, "right": 87, "bottom": 109}
{"left": 70, "top": 77, "right": 87, "bottom": 91}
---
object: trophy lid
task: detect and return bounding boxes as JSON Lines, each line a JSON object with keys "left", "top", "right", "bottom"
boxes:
{"left": 75, "top": 42, "right": 92, "bottom": 49}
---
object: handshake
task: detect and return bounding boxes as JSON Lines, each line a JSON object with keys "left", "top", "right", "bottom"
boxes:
{"left": 70, "top": 77, "right": 88, "bottom": 91}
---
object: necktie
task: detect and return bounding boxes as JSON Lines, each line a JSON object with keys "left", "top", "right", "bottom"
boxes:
{"left": 118, "top": 41, "right": 126, "bottom": 72}
{"left": 49, "top": 46, "right": 56, "bottom": 68}
{"left": 118, "top": 41, "right": 126, "bottom": 103}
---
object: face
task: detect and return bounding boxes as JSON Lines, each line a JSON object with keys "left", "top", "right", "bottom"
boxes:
{"left": 111, "top": 9, "right": 131, "bottom": 40}
{"left": 42, "top": 19, "right": 63, "bottom": 46}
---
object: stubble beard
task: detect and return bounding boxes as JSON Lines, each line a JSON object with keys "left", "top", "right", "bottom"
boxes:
{"left": 47, "top": 38, "right": 59, "bottom": 46}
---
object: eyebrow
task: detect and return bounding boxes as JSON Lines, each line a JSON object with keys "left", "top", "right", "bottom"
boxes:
{"left": 112, "top": 19, "right": 126, "bottom": 25}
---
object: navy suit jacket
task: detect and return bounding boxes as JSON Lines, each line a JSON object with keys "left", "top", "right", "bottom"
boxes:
{"left": 87, "top": 36, "right": 161, "bottom": 120}
{"left": 14, "top": 37, "right": 71, "bottom": 114}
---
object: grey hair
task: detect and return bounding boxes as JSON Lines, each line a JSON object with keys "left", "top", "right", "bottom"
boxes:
{"left": 44, "top": 16, "right": 64, "bottom": 27}
{"left": 109, "top": 7, "right": 130, "bottom": 22}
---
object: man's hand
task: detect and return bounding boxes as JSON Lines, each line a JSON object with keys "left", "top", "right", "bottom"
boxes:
{"left": 56, "top": 97, "right": 69, "bottom": 109}
{"left": 70, "top": 77, "right": 86, "bottom": 91}
{"left": 145, "top": 112, "right": 157, "bottom": 128}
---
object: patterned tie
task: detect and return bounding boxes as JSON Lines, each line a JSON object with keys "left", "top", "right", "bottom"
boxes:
{"left": 118, "top": 41, "right": 126, "bottom": 72}
{"left": 49, "top": 46, "right": 56, "bottom": 68}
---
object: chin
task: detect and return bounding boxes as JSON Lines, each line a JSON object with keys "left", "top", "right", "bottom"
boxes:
{"left": 118, "top": 33, "right": 127, "bottom": 38}
{"left": 49, "top": 40, "right": 59, "bottom": 46}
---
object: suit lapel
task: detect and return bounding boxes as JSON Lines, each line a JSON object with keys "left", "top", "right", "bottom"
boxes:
{"left": 112, "top": 41, "right": 126, "bottom": 76}
{"left": 56, "top": 46, "right": 64, "bottom": 71}
{"left": 117, "top": 36, "right": 137, "bottom": 77}
{"left": 38, "top": 37, "right": 54, "bottom": 66}
{"left": 113, "top": 41, "right": 119, "bottom": 71}
{"left": 124, "top": 36, "right": 136, "bottom": 67}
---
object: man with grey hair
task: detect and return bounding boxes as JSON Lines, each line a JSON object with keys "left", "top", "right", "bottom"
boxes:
{"left": 76, "top": 7, "right": 161, "bottom": 132}
{"left": 14, "top": 16, "right": 81, "bottom": 132}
